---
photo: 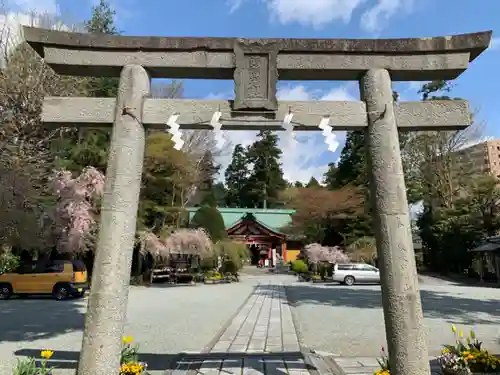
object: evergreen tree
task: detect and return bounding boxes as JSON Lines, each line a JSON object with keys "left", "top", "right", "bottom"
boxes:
{"left": 196, "top": 151, "right": 221, "bottom": 206}
{"left": 190, "top": 206, "right": 226, "bottom": 242}
{"left": 245, "top": 131, "right": 286, "bottom": 208}
{"left": 326, "top": 90, "right": 402, "bottom": 190}
{"left": 294, "top": 181, "right": 304, "bottom": 188}
{"left": 332, "top": 131, "right": 367, "bottom": 188}
{"left": 305, "top": 177, "right": 321, "bottom": 188}
{"left": 53, "top": 0, "right": 119, "bottom": 174}
{"left": 225, "top": 144, "right": 250, "bottom": 207}
{"left": 323, "top": 162, "right": 338, "bottom": 190}
{"left": 85, "top": 0, "right": 120, "bottom": 98}
{"left": 212, "top": 182, "right": 228, "bottom": 207}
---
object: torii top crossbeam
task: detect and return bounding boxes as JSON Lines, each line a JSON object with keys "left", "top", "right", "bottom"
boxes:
{"left": 23, "top": 27, "right": 491, "bottom": 82}
{"left": 22, "top": 27, "right": 492, "bottom": 131}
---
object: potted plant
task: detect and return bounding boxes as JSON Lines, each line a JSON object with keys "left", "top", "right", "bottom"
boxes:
{"left": 291, "top": 260, "right": 309, "bottom": 281}
{"left": 120, "top": 336, "right": 148, "bottom": 375}
{"left": 373, "top": 326, "right": 500, "bottom": 375}
{"left": 12, "top": 350, "right": 55, "bottom": 375}
{"left": 438, "top": 326, "right": 500, "bottom": 375}
{"left": 204, "top": 270, "right": 224, "bottom": 284}
{"left": 311, "top": 273, "right": 323, "bottom": 283}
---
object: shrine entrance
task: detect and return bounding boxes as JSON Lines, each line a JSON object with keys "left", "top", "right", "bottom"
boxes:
{"left": 24, "top": 25, "right": 491, "bottom": 375}
{"left": 226, "top": 213, "right": 286, "bottom": 267}
{"left": 247, "top": 244, "right": 263, "bottom": 266}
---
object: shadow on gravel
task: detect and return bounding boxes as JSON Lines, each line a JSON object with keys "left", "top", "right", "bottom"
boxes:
{"left": 419, "top": 272, "right": 499, "bottom": 289}
{"left": 265, "top": 284, "right": 500, "bottom": 325}
{"left": 15, "top": 348, "right": 309, "bottom": 373}
{"left": 0, "top": 298, "right": 85, "bottom": 343}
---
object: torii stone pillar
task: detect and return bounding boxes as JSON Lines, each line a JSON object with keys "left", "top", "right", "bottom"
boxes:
{"left": 78, "top": 65, "right": 150, "bottom": 375}
{"left": 361, "top": 69, "right": 428, "bottom": 375}
{"left": 22, "top": 26, "right": 492, "bottom": 375}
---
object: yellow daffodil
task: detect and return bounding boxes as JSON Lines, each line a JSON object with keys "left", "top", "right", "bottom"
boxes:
{"left": 120, "top": 361, "right": 145, "bottom": 375}
{"left": 41, "top": 350, "right": 54, "bottom": 360}
{"left": 442, "top": 348, "right": 449, "bottom": 354}
{"left": 470, "top": 330, "right": 476, "bottom": 339}
{"left": 451, "top": 325, "right": 457, "bottom": 334}
{"left": 459, "top": 330, "right": 464, "bottom": 338}
{"left": 122, "top": 336, "right": 133, "bottom": 345}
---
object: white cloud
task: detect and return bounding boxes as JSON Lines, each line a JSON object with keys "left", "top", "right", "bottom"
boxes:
{"left": 0, "top": 0, "right": 76, "bottom": 68}
{"left": 407, "top": 81, "right": 423, "bottom": 92}
{"left": 226, "top": 0, "right": 415, "bottom": 32}
{"left": 490, "top": 37, "right": 500, "bottom": 51}
{"left": 409, "top": 200, "right": 423, "bottom": 220}
{"left": 264, "top": 0, "right": 366, "bottom": 29}
{"left": 360, "top": 0, "right": 413, "bottom": 33}
{"left": 213, "top": 84, "right": 355, "bottom": 185}
{"left": 6, "top": 0, "right": 57, "bottom": 14}
{"left": 226, "top": 0, "right": 245, "bottom": 14}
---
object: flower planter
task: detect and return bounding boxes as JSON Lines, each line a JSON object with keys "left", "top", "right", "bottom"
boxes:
{"left": 443, "top": 370, "right": 500, "bottom": 375}
{"left": 204, "top": 278, "right": 231, "bottom": 284}
{"left": 311, "top": 278, "right": 326, "bottom": 283}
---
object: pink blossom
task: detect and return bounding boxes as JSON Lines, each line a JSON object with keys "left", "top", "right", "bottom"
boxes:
{"left": 51, "top": 167, "right": 105, "bottom": 254}
{"left": 303, "top": 243, "right": 350, "bottom": 264}
{"left": 140, "top": 231, "right": 169, "bottom": 258}
{"left": 162, "top": 228, "right": 213, "bottom": 258}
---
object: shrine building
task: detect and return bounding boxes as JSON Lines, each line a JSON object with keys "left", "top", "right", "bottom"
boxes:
{"left": 186, "top": 208, "right": 302, "bottom": 264}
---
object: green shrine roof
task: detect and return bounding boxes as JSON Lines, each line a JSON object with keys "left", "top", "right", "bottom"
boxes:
{"left": 186, "top": 207, "right": 295, "bottom": 231}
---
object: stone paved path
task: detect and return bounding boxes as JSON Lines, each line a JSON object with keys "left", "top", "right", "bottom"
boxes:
{"left": 307, "top": 354, "right": 442, "bottom": 375}
{"left": 167, "top": 282, "right": 311, "bottom": 375}
{"left": 211, "top": 282, "right": 300, "bottom": 353}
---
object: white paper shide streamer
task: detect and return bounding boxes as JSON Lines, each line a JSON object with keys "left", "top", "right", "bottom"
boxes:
{"left": 166, "top": 114, "right": 184, "bottom": 150}
{"left": 282, "top": 111, "right": 297, "bottom": 147}
{"left": 210, "top": 111, "right": 226, "bottom": 149}
{"left": 318, "top": 116, "right": 336, "bottom": 152}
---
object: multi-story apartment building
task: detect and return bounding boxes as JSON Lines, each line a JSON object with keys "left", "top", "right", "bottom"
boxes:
{"left": 454, "top": 139, "right": 500, "bottom": 179}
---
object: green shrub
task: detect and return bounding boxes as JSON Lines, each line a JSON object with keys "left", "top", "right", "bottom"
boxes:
{"left": 199, "top": 255, "right": 217, "bottom": 271}
{"left": 191, "top": 206, "right": 226, "bottom": 242}
{"left": 0, "top": 252, "right": 20, "bottom": 275}
{"left": 319, "top": 264, "right": 327, "bottom": 279}
{"left": 205, "top": 270, "right": 222, "bottom": 279}
{"left": 291, "top": 260, "right": 308, "bottom": 274}
{"left": 220, "top": 260, "right": 238, "bottom": 275}
{"left": 215, "top": 239, "right": 249, "bottom": 270}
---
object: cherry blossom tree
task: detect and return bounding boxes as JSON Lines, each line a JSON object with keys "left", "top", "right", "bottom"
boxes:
{"left": 162, "top": 228, "right": 213, "bottom": 258}
{"left": 52, "top": 166, "right": 105, "bottom": 254}
{"left": 138, "top": 230, "right": 169, "bottom": 260}
{"left": 304, "top": 243, "right": 350, "bottom": 264}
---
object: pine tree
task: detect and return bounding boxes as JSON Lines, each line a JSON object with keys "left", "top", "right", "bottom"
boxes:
{"left": 85, "top": 0, "right": 119, "bottom": 98}
{"left": 306, "top": 177, "right": 321, "bottom": 188}
{"left": 54, "top": 0, "right": 119, "bottom": 174}
{"left": 323, "top": 162, "right": 338, "bottom": 189}
{"left": 197, "top": 151, "right": 220, "bottom": 206}
{"left": 332, "top": 131, "right": 367, "bottom": 188}
{"left": 245, "top": 131, "right": 286, "bottom": 208}
{"left": 212, "top": 182, "right": 228, "bottom": 206}
{"left": 225, "top": 144, "right": 250, "bottom": 207}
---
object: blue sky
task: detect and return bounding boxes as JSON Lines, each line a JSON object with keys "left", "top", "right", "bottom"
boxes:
{"left": 4, "top": 0, "right": 500, "bottom": 183}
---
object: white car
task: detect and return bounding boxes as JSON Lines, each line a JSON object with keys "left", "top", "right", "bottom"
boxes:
{"left": 333, "top": 263, "right": 380, "bottom": 286}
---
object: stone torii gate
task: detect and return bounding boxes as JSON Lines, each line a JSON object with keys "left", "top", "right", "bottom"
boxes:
{"left": 23, "top": 27, "right": 491, "bottom": 375}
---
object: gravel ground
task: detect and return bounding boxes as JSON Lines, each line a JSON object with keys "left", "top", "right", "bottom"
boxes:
{"left": 286, "top": 275, "right": 500, "bottom": 357}
{"left": 0, "top": 275, "right": 261, "bottom": 374}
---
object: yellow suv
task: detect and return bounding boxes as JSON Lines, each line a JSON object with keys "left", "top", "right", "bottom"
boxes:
{"left": 0, "top": 260, "right": 89, "bottom": 300}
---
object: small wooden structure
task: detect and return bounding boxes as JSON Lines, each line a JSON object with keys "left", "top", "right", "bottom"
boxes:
{"left": 150, "top": 253, "right": 200, "bottom": 284}
{"left": 469, "top": 236, "right": 500, "bottom": 285}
